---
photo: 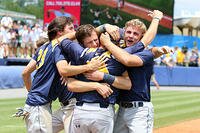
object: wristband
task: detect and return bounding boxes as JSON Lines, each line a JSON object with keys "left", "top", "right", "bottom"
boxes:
{"left": 153, "top": 17, "right": 160, "bottom": 21}
{"left": 103, "top": 73, "right": 115, "bottom": 85}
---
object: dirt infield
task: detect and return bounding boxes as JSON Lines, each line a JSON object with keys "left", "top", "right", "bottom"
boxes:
{"left": 154, "top": 119, "right": 200, "bottom": 133}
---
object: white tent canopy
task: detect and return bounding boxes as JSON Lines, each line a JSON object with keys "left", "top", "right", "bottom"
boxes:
{"left": 174, "top": 0, "right": 200, "bottom": 29}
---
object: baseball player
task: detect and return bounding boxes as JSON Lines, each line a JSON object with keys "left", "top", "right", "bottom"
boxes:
{"left": 22, "top": 16, "right": 106, "bottom": 133}
{"left": 67, "top": 24, "right": 154, "bottom": 133}
{"left": 51, "top": 17, "right": 126, "bottom": 133}
{"left": 51, "top": 18, "right": 114, "bottom": 133}
{"left": 100, "top": 10, "right": 165, "bottom": 133}
{"left": 51, "top": 17, "right": 77, "bottom": 133}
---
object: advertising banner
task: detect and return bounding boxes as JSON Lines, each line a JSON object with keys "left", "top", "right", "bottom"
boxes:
{"left": 44, "top": 0, "right": 81, "bottom": 27}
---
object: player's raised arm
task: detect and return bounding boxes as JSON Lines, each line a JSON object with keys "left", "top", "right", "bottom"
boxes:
{"left": 141, "top": 10, "right": 163, "bottom": 47}
{"left": 100, "top": 32, "right": 143, "bottom": 67}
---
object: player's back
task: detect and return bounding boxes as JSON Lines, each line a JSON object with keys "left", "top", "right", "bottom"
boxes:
{"left": 26, "top": 41, "right": 62, "bottom": 106}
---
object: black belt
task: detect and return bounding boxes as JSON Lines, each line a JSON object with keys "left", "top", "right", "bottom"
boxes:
{"left": 76, "top": 101, "right": 109, "bottom": 108}
{"left": 60, "top": 101, "right": 69, "bottom": 106}
{"left": 121, "top": 101, "right": 143, "bottom": 108}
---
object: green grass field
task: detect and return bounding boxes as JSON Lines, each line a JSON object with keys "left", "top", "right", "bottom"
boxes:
{"left": 1, "top": 90, "right": 200, "bottom": 132}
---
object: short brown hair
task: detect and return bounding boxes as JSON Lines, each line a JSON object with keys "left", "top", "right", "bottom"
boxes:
{"left": 75, "top": 24, "right": 97, "bottom": 46}
{"left": 47, "top": 16, "right": 73, "bottom": 41}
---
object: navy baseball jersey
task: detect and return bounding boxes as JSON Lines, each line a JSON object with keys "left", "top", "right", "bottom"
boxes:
{"left": 26, "top": 41, "right": 65, "bottom": 106}
{"left": 60, "top": 38, "right": 84, "bottom": 65}
{"left": 75, "top": 47, "right": 126, "bottom": 104}
{"left": 56, "top": 80, "right": 74, "bottom": 103}
{"left": 54, "top": 38, "right": 85, "bottom": 102}
{"left": 120, "top": 46, "right": 155, "bottom": 102}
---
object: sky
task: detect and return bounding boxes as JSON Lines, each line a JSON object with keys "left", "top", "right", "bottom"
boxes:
{"left": 174, "top": 0, "right": 200, "bottom": 18}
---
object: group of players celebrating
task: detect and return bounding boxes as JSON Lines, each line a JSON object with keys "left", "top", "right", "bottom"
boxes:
{"left": 20, "top": 10, "right": 172, "bottom": 133}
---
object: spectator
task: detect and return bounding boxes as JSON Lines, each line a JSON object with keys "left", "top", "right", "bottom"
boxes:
{"left": 9, "top": 21, "right": 20, "bottom": 57}
{"left": 1, "top": 14, "right": 13, "bottom": 29}
{"left": 189, "top": 48, "right": 199, "bottom": 67}
{"left": 161, "top": 53, "right": 175, "bottom": 67}
{"left": 27, "top": 26, "right": 35, "bottom": 58}
{"left": 117, "top": 0, "right": 125, "bottom": 10}
{"left": 0, "top": 24, "right": 11, "bottom": 57}
{"left": 112, "top": 13, "right": 123, "bottom": 24}
{"left": 0, "top": 32, "right": 8, "bottom": 58}
{"left": 176, "top": 46, "right": 188, "bottom": 66}
{"left": 171, "top": 46, "right": 179, "bottom": 64}
{"left": 19, "top": 24, "right": 29, "bottom": 58}
{"left": 32, "top": 23, "right": 43, "bottom": 46}
{"left": 90, "top": 8, "right": 108, "bottom": 27}
{"left": 0, "top": 43, "right": 8, "bottom": 58}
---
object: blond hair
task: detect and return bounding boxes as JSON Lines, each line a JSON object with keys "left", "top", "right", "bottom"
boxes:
{"left": 125, "top": 19, "right": 147, "bottom": 34}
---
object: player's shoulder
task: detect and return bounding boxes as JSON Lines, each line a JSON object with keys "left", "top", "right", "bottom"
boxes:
{"left": 60, "top": 38, "right": 75, "bottom": 46}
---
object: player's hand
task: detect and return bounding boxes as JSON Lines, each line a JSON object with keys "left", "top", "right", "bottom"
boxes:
{"left": 87, "top": 54, "right": 108, "bottom": 71}
{"left": 104, "top": 24, "right": 120, "bottom": 41}
{"left": 148, "top": 10, "right": 163, "bottom": 21}
{"left": 12, "top": 107, "right": 29, "bottom": 119}
{"left": 60, "top": 76, "right": 68, "bottom": 86}
{"left": 84, "top": 70, "right": 104, "bottom": 81}
{"left": 100, "top": 32, "right": 111, "bottom": 46}
{"left": 158, "top": 46, "right": 174, "bottom": 54}
{"left": 96, "top": 83, "right": 113, "bottom": 98}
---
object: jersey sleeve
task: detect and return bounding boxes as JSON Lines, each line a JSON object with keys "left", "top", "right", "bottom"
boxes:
{"left": 61, "top": 39, "right": 84, "bottom": 65}
{"left": 134, "top": 50, "right": 154, "bottom": 65}
{"left": 53, "top": 45, "right": 66, "bottom": 63}
{"left": 124, "top": 41, "right": 145, "bottom": 54}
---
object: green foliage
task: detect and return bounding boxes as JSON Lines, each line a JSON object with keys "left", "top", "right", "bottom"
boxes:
{"left": 1, "top": 90, "right": 200, "bottom": 132}
{"left": 0, "top": 0, "right": 43, "bottom": 19}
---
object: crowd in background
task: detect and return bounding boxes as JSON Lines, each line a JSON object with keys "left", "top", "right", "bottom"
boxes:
{"left": 90, "top": 7, "right": 123, "bottom": 27}
{"left": 0, "top": 15, "right": 46, "bottom": 59}
{"left": 0, "top": 15, "right": 200, "bottom": 67}
{"left": 155, "top": 46, "right": 200, "bottom": 67}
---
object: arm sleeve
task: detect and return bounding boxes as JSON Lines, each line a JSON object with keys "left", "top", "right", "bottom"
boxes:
{"left": 54, "top": 45, "right": 66, "bottom": 63}
{"left": 61, "top": 39, "right": 84, "bottom": 64}
{"left": 124, "top": 41, "right": 145, "bottom": 54}
{"left": 134, "top": 50, "right": 154, "bottom": 65}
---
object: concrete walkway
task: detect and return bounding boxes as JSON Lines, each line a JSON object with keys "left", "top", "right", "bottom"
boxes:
{"left": 0, "top": 88, "right": 28, "bottom": 99}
